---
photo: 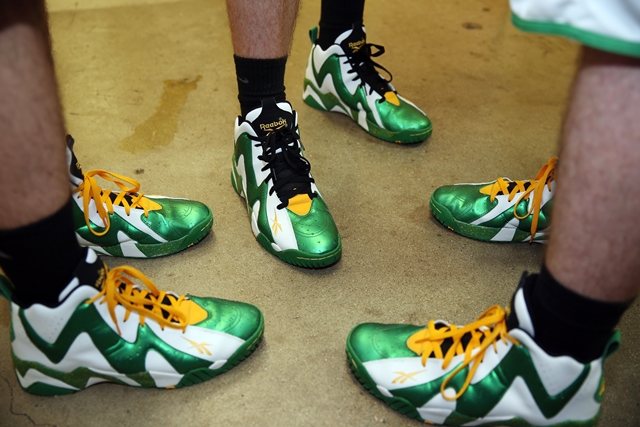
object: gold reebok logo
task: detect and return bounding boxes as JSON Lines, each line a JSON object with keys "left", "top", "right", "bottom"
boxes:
{"left": 271, "top": 209, "right": 283, "bottom": 236}
{"left": 95, "top": 264, "right": 106, "bottom": 289}
{"left": 260, "top": 117, "right": 288, "bottom": 134}
{"left": 182, "top": 337, "right": 213, "bottom": 356}
{"left": 392, "top": 370, "right": 425, "bottom": 384}
{"left": 348, "top": 38, "right": 365, "bottom": 53}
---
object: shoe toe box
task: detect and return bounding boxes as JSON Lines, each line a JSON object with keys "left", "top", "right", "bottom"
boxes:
{"left": 188, "top": 295, "right": 264, "bottom": 341}
{"left": 431, "top": 184, "right": 494, "bottom": 223}
{"left": 348, "top": 323, "right": 425, "bottom": 364}
{"left": 378, "top": 97, "right": 432, "bottom": 134}
{"left": 289, "top": 198, "right": 341, "bottom": 255}
{"left": 144, "top": 198, "right": 213, "bottom": 241}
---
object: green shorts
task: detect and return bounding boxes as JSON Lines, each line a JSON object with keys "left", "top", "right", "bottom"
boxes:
{"left": 510, "top": 0, "right": 640, "bottom": 58}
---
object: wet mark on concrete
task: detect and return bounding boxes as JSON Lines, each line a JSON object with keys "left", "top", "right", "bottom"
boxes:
{"left": 119, "top": 75, "right": 202, "bottom": 153}
{"left": 462, "top": 22, "right": 483, "bottom": 30}
{"left": 404, "top": 204, "right": 431, "bottom": 227}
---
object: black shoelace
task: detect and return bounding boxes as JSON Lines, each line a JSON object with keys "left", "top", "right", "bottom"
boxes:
{"left": 250, "top": 124, "right": 317, "bottom": 210}
{"left": 340, "top": 43, "right": 394, "bottom": 100}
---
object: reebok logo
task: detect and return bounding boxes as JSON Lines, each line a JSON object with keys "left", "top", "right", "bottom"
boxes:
{"left": 348, "top": 38, "right": 365, "bottom": 53}
{"left": 95, "top": 265, "right": 106, "bottom": 289}
{"left": 260, "top": 117, "right": 287, "bottom": 133}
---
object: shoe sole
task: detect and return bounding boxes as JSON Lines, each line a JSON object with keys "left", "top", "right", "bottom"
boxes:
{"left": 231, "top": 158, "right": 342, "bottom": 269}
{"left": 303, "top": 79, "right": 432, "bottom": 144}
{"left": 84, "top": 209, "right": 214, "bottom": 258}
{"left": 345, "top": 333, "right": 598, "bottom": 426}
{"left": 429, "top": 196, "right": 548, "bottom": 244}
{"left": 13, "top": 310, "right": 264, "bottom": 396}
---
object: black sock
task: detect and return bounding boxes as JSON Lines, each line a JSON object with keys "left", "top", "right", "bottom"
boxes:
{"left": 0, "top": 198, "right": 83, "bottom": 307}
{"left": 234, "top": 55, "right": 287, "bottom": 117}
{"left": 508, "top": 266, "right": 631, "bottom": 363}
{"left": 317, "top": 0, "right": 366, "bottom": 49}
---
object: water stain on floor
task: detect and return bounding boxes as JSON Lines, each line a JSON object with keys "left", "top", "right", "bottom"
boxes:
{"left": 119, "top": 75, "right": 202, "bottom": 153}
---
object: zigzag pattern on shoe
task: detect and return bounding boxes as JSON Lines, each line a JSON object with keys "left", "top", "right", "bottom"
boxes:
{"left": 2, "top": 249, "right": 263, "bottom": 396}
{"left": 346, "top": 274, "right": 619, "bottom": 426}
{"left": 430, "top": 158, "right": 557, "bottom": 243}
{"left": 303, "top": 24, "right": 432, "bottom": 144}
{"left": 67, "top": 136, "right": 213, "bottom": 258}
{"left": 231, "top": 99, "right": 341, "bottom": 268}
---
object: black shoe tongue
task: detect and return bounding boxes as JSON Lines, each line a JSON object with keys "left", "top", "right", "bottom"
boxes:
{"left": 340, "top": 22, "right": 366, "bottom": 55}
{"left": 66, "top": 135, "right": 85, "bottom": 182}
{"left": 250, "top": 98, "right": 295, "bottom": 138}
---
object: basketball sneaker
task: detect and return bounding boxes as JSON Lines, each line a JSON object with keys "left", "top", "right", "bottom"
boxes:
{"left": 230, "top": 98, "right": 341, "bottom": 268}
{"left": 0, "top": 248, "right": 263, "bottom": 396}
{"left": 346, "top": 275, "right": 619, "bottom": 426}
{"left": 67, "top": 136, "right": 213, "bottom": 257}
{"left": 303, "top": 23, "right": 432, "bottom": 144}
{"left": 430, "top": 158, "right": 557, "bottom": 243}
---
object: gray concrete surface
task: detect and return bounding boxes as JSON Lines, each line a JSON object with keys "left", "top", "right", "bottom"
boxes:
{"left": 0, "top": 0, "right": 638, "bottom": 425}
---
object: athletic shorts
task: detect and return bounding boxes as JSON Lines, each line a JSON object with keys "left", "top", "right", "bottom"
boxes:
{"left": 509, "top": 0, "right": 640, "bottom": 58}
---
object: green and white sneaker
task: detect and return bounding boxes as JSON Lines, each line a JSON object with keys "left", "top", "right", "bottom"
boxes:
{"left": 67, "top": 136, "right": 213, "bottom": 257}
{"left": 231, "top": 98, "right": 342, "bottom": 268}
{"left": 346, "top": 279, "right": 619, "bottom": 426}
{"left": 0, "top": 248, "right": 263, "bottom": 396}
{"left": 303, "top": 23, "right": 432, "bottom": 144}
{"left": 430, "top": 158, "right": 557, "bottom": 243}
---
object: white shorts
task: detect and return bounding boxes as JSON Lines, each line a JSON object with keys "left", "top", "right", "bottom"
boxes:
{"left": 509, "top": 0, "right": 640, "bottom": 57}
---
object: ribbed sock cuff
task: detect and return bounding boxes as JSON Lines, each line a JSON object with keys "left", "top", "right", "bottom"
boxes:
{"left": 317, "top": 0, "right": 366, "bottom": 49}
{"left": 525, "top": 265, "right": 631, "bottom": 362}
{"left": 234, "top": 55, "right": 287, "bottom": 116}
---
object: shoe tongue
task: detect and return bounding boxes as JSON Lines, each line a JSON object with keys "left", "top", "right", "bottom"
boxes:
{"left": 434, "top": 322, "right": 477, "bottom": 356}
{"left": 246, "top": 98, "right": 295, "bottom": 138}
{"left": 339, "top": 23, "right": 366, "bottom": 55}
{"left": 66, "top": 135, "right": 85, "bottom": 185}
{"left": 507, "top": 181, "right": 532, "bottom": 193}
{"left": 338, "top": 24, "right": 393, "bottom": 98}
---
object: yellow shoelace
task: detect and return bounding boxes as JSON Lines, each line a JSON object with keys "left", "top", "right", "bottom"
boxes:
{"left": 481, "top": 157, "right": 557, "bottom": 242}
{"left": 86, "top": 266, "right": 188, "bottom": 335}
{"left": 72, "top": 170, "right": 152, "bottom": 237}
{"left": 407, "top": 306, "right": 519, "bottom": 401}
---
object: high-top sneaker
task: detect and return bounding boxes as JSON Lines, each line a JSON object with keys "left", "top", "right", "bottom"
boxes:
{"left": 67, "top": 136, "right": 213, "bottom": 257}
{"left": 430, "top": 158, "right": 557, "bottom": 243}
{"left": 231, "top": 98, "right": 341, "bottom": 268}
{"left": 0, "top": 248, "right": 263, "bottom": 396}
{"left": 303, "top": 24, "right": 432, "bottom": 144}
{"left": 346, "top": 274, "right": 619, "bottom": 426}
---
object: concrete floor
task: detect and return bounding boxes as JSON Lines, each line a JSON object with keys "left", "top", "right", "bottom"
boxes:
{"left": 1, "top": 0, "right": 639, "bottom": 426}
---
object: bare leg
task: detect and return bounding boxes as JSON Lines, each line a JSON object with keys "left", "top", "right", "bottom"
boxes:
{"left": 0, "top": 1, "right": 68, "bottom": 230}
{"left": 225, "top": 0, "right": 300, "bottom": 58}
{"left": 546, "top": 47, "right": 640, "bottom": 303}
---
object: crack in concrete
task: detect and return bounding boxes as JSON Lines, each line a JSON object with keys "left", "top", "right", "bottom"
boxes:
{"left": 2, "top": 376, "right": 57, "bottom": 427}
